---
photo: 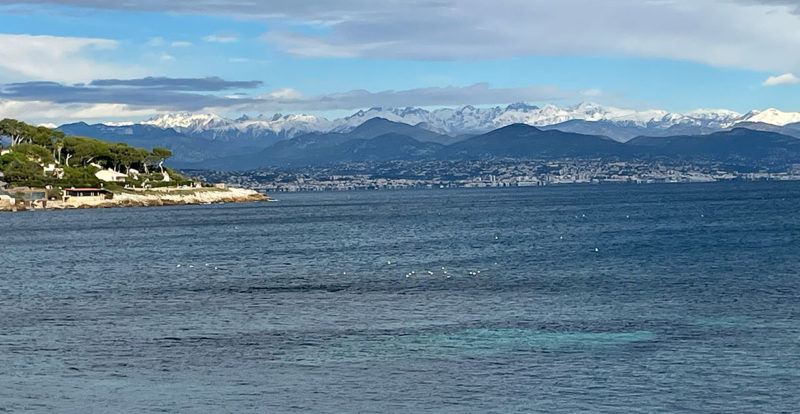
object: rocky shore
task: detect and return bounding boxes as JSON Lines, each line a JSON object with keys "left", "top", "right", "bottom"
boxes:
{"left": 0, "top": 187, "right": 269, "bottom": 212}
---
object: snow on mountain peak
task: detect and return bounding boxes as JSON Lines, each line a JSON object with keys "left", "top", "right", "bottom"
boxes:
{"left": 142, "top": 112, "right": 231, "bottom": 132}
{"left": 686, "top": 108, "right": 742, "bottom": 121}
{"left": 734, "top": 108, "right": 800, "bottom": 126}
{"left": 113, "top": 103, "right": 800, "bottom": 142}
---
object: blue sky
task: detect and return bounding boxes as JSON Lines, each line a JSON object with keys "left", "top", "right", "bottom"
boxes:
{"left": 0, "top": 0, "right": 799, "bottom": 124}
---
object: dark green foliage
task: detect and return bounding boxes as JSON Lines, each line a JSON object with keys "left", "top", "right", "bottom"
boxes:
{"left": 0, "top": 118, "right": 33, "bottom": 147}
{"left": 1, "top": 154, "right": 44, "bottom": 185}
{"left": 11, "top": 143, "right": 55, "bottom": 164}
{"left": 0, "top": 118, "right": 174, "bottom": 188}
{"left": 150, "top": 147, "right": 172, "bottom": 172}
{"left": 164, "top": 167, "right": 191, "bottom": 185}
{"left": 31, "top": 126, "right": 65, "bottom": 150}
{"left": 63, "top": 136, "right": 112, "bottom": 166}
{"left": 59, "top": 165, "right": 102, "bottom": 188}
{"left": 0, "top": 151, "right": 29, "bottom": 169}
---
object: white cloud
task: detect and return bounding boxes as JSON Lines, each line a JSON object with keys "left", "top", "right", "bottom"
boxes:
{"left": 0, "top": 99, "right": 158, "bottom": 124}
{"left": 255, "top": 0, "right": 800, "bottom": 73}
{"left": 246, "top": 83, "right": 593, "bottom": 112}
{"left": 203, "top": 33, "right": 239, "bottom": 43}
{"left": 171, "top": 41, "right": 192, "bottom": 47}
{"left": 0, "top": 33, "right": 141, "bottom": 83}
{"left": 0, "top": 82, "right": 594, "bottom": 124}
{"left": 265, "top": 88, "right": 304, "bottom": 100}
{"left": 763, "top": 73, "right": 800, "bottom": 86}
{"left": 2, "top": 1, "right": 800, "bottom": 72}
{"left": 159, "top": 52, "right": 175, "bottom": 61}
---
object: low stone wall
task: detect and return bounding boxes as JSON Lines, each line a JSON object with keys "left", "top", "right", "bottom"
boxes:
{"left": 62, "top": 195, "right": 108, "bottom": 207}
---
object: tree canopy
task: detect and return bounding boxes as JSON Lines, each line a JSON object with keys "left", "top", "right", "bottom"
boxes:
{"left": 0, "top": 118, "right": 180, "bottom": 188}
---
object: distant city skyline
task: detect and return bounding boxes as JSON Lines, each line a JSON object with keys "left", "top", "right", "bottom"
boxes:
{"left": 1, "top": 0, "right": 800, "bottom": 124}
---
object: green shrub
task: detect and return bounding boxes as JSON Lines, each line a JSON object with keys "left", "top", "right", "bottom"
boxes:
{"left": 2, "top": 156, "right": 43, "bottom": 185}
{"left": 11, "top": 143, "right": 55, "bottom": 164}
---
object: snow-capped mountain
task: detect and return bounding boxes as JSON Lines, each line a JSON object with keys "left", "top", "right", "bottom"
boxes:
{"left": 332, "top": 107, "right": 437, "bottom": 132}
{"left": 496, "top": 103, "right": 684, "bottom": 129}
{"left": 141, "top": 112, "right": 333, "bottom": 141}
{"left": 685, "top": 109, "right": 742, "bottom": 126}
{"left": 236, "top": 113, "right": 333, "bottom": 138}
{"left": 142, "top": 112, "right": 235, "bottom": 134}
{"left": 734, "top": 108, "right": 800, "bottom": 127}
{"left": 328, "top": 103, "right": 742, "bottom": 136}
{"left": 57, "top": 103, "right": 800, "bottom": 169}
{"left": 84, "top": 103, "right": 800, "bottom": 144}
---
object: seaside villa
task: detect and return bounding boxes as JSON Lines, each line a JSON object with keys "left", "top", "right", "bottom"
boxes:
{"left": 62, "top": 187, "right": 110, "bottom": 207}
{"left": 95, "top": 169, "right": 128, "bottom": 182}
{"left": 64, "top": 188, "right": 108, "bottom": 198}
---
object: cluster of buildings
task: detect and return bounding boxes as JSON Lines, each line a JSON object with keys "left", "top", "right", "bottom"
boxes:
{"left": 0, "top": 184, "right": 112, "bottom": 211}
{"left": 184, "top": 159, "right": 800, "bottom": 192}
{"left": 0, "top": 156, "right": 177, "bottom": 210}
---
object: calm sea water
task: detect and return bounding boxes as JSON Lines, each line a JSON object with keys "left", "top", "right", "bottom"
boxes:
{"left": 1, "top": 182, "right": 799, "bottom": 413}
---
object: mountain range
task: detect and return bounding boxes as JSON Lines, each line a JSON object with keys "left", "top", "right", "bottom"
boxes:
{"left": 55, "top": 103, "right": 800, "bottom": 169}
{"left": 188, "top": 118, "right": 800, "bottom": 171}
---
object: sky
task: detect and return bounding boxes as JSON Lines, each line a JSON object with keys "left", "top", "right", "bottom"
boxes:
{"left": 0, "top": 0, "right": 800, "bottom": 124}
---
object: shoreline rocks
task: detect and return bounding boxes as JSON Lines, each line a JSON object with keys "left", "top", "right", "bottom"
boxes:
{"left": 0, "top": 187, "right": 269, "bottom": 212}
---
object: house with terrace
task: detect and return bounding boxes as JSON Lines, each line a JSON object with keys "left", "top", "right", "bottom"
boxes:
{"left": 95, "top": 169, "right": 128, "bottom": 183}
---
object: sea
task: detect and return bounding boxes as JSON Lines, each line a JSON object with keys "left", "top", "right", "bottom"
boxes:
{"left": 1, "top": 181, "right": 798, "bottom": 413}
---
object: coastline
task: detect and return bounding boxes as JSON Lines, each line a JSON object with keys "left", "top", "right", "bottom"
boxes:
{"left": 0, "top": 187, "right": 269, "bottom": 212}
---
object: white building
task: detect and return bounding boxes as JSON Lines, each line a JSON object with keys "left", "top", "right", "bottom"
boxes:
{"left": 95, "top": 169, "right": 128, "bottom": 182}
{"left": 44, "top": 164, "right": 65, "bottom": 179}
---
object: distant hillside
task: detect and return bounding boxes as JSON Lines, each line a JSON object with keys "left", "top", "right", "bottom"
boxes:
{"left": 442, "top": 124, "right": 627, "bottom": 159}
{"left": 57, "top": 104, "right": 800, "bottom": 168}
{"left": 627, "top": 128, "right": 800, "bottom": 165}
{"left": 192, "top": 125, "right": 800, "bottom": 171}
{"left": 342, "top": 117, "right": 458, "bottom": 144}
{"left": 724, "top": 121, "right": 800, "bottom": 139}
{"left": 195, "top": 119, "right": 447, "bottom": 170}
{"left": 56, "top": 103, "right": 800, "bottom": 143}
{"left": 539, "top": 119, "right": 718, "bottom": 142}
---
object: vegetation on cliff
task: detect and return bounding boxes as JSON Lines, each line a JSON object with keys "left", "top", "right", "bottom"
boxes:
{"left": 0, "top": 118, "right": 190, "bottom": 189}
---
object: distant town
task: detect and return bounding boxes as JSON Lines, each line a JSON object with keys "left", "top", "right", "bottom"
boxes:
{"left": 183, "top": 159, "right": 800, "bottom": 192}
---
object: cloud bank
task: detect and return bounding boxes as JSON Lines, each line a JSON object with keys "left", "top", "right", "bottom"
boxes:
{"left": 0, "top": 77, "right": 594, "bottom": 122}
{"left": 89, "top": 76, "right": 263, "bottom": 91}
{"left": 252, "top": 83, "right": 592, "bottom": 111}
{"left": 0, "top": 33, "right": 141, "bottom": 83}
{"left": 0, "top": 80, "right": 260, "bottom": 111}
{"left": 3, "top": 0, "right": 800, "bottom": 72}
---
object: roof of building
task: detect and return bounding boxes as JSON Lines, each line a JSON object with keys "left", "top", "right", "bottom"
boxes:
{"left": 7, "top": 187, "right": 45, "bottom": 193}
{"left": 65, "top": 188, "right": 107, "bottom": 192}
{"left": 96, "top": 169, "right": 127, "bottom": 176}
